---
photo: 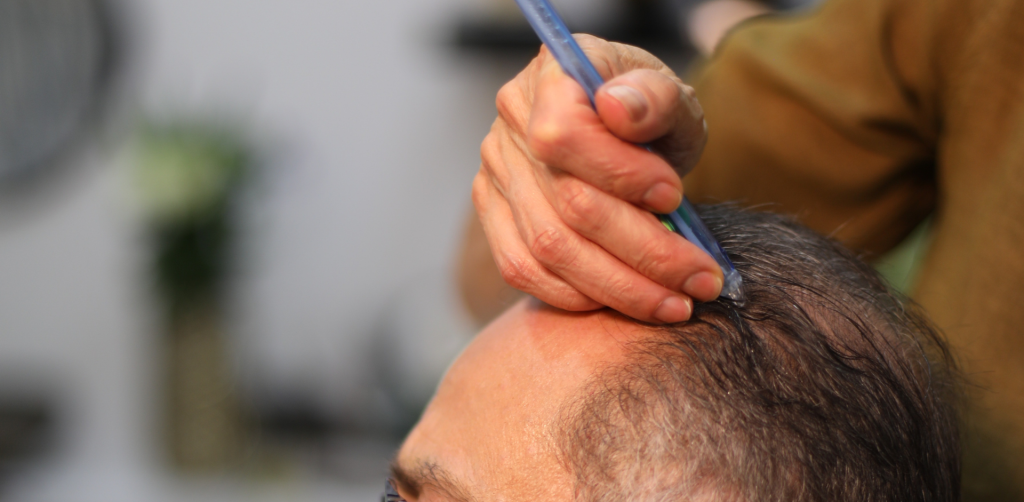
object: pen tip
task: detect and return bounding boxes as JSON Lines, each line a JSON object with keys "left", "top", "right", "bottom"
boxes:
{"left": 719, "top": 270, "right": 746, "bottom": 306}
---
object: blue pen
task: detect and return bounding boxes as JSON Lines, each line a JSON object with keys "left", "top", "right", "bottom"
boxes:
{"left": 513, "top": 0, "right": 745, "bottom": 302}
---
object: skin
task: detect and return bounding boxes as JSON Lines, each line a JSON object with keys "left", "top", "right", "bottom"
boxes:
{"left": 473, "top": 35, "right": 721, "bottom": 325}
{"left": 687, "top": 0, "right": 772, "bottom": 57}
{"left": 393, "top": 298, "right": 650, "bottom": 502}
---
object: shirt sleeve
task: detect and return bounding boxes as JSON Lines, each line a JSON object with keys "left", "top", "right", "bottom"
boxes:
{"left": 684, "top": 0, "right": 941, "bottom": 256}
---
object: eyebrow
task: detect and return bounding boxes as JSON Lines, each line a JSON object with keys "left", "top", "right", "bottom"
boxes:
{"left": 389, "top": 457, "right": 476, "bottom": 502}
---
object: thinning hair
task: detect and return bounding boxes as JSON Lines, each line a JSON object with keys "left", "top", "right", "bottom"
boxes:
{"left": 558, "top": 204, "right": 960, "bottom": 502}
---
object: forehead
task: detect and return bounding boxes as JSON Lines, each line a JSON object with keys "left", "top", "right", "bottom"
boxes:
{"left": 397, "top": 299, "right": 649, "bottom": 501}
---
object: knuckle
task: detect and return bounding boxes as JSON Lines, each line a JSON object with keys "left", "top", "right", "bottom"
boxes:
{"left": 575, "top": 35, "right": 613, "bottom": 59}
{"left": 602, "top": 164, "right": 646, "bottom": 197}
{"left": 497, "top": 253, "right": 534, "bottom": 291}
{"left": 528, "top": 226, "right": 576, "bottom": 268}
{"left": 534, "top": 45, "right": 552, "bottom": 66}
{"left": 479, "top": 132, "right": 500, "bottom": 168}
{"left": 634, "top": 242, "right": 678, "bottom": 282}
{"left": 495, "top": 82, "right": 519, "bottom": 119}
{"left": 655, "top": 75, "right": 684, "bottom": 109}
{"left": 577, "top": 37, "right": 609, "bottom": 57}
{"left": 574, "top": 34, "right": 607, "bottom": 58}
{"left": 496, "top": 85, "right": 532, "bottom": 133}
{"left": 573, "top": 33, "right": 601, "bottom": 46}
{"left": 611, "top": 40, "right": 661, "bottom": 69}
{"left": 603, "top": 275, "right": 650, "bottom": 314}
{"left": 470, "top": 170, "right": 489, "bottom": 210}
{"left": 679, "top": 83, "right": 698, "bottom": 101}
{"left": 525, "top": 117, "right": 568, "bottom": 163}
{"left": 577, "top": 36, "right": 619, "bottom": 78}
{"left": 558, "top": 181, "right": 606, "bottom": 232}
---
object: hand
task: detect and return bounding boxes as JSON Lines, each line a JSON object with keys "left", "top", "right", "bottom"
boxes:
{"left": 473, "top": 35, "right": 722, "bottom": 324}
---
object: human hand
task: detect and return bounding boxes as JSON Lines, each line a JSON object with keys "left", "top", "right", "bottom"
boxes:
{"left": 473, "top": 35, "right": 722, "bottom": 324}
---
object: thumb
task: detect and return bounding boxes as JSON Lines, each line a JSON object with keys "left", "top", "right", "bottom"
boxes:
{"left": 594, "top": 69, "right": 708, "bottom": 177}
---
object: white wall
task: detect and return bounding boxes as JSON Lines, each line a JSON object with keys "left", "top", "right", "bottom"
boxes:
{"left": 0, "top": 0, "right": 528, "bottom": 498}
{"left": 134, "top": 0, "right": 502, "bottom": 415}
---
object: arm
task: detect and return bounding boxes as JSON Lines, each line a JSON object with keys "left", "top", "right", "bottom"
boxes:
{"left": 458, "top": 0, "right": 940, "bottom": 324}
{"left": 686, "top": 0, "right": 940, "bottom": 255}
{"left": 464, "top": 37, "right": 721, "bottom": 325}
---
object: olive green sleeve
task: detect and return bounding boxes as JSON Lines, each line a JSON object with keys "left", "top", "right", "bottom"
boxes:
{"left": 687, "top": 0, "right": 1024, "bottom": 496}
{"left": 685, "top": 0, "right": 940, "bottom": 256}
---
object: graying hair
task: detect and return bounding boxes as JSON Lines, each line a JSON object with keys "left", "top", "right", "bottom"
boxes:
{"left": 558, "top": 204, "right": 960, "bottom": 502}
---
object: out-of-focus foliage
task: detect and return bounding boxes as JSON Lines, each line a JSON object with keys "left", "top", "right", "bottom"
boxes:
{"left": 134, "top": 124, "right": 250, "bottom": 315}
{"left": 135, "top": 125, "right": 248, "bottom": 225}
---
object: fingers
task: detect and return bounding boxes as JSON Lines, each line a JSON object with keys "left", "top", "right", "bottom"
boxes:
{"left": 525, "top": 61, "right": 685, "bottom": 214}
{"left": 595, "top": 71, "right": 708, "bottom": 176}
{"left": 501, "top": 39, "right": 707, "bottom": 213}
{"left": 472, "top": 170, "right": 602, "bottom": 313}
{"left": 575, "top": 35, "right": 708, "bottom": 175}
{"left": 477, "top": 131, "right": 697, "bottom": 322}
{"left": 501, "top": 169, "right": 696, "bottom": 324}
{"left": 544, "top": 173, "right": 724, "bottom": 301}
{"left": 476, "top": 35, "right": 719, "bottom": 324}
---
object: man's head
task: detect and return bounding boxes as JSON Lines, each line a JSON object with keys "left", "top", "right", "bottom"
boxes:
{"left": 394, "top": 205, "right": 960, "bottom": 502}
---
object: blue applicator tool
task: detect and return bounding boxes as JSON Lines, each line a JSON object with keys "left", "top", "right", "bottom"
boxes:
{"left": 513, "top": 0, "right": 745, "bottom": 302}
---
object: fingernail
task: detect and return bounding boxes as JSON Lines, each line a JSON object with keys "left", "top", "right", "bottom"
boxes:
{"left": 683, "top": 272, "right": 724, "bottom": 301}
{"left": 605, "top": 85, "right": 648, "bottom": 122}
{"left": 653, "top": 296, "right": 692, "bottom": 324}
{"left": 643, "top": 182, "right": 683, "bottom": 213}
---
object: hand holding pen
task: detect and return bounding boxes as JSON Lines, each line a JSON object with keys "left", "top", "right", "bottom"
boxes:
{"left": 473, "top": 34, "right": 725, "bottom": 324}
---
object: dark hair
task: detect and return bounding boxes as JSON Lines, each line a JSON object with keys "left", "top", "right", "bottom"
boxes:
{"left": 559, "top": 204, "right": 961, "bottom": 502}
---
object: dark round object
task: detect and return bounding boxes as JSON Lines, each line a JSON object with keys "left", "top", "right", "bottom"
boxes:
{"left": 0, "top": 0, "right": 119, "bottom": 185}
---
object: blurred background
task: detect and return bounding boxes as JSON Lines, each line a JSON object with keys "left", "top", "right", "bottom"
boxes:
{"left": 0, "top": 0, "right": 852, "bottom": 500}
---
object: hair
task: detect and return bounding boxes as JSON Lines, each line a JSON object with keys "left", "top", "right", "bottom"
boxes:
{"left": 558, "top": 204, "right": 961, "bottom": 502}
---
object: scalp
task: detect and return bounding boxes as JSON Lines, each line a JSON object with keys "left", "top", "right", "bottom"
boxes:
{"left": 557, "top": 204, "right": 961, "bottom": 502}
